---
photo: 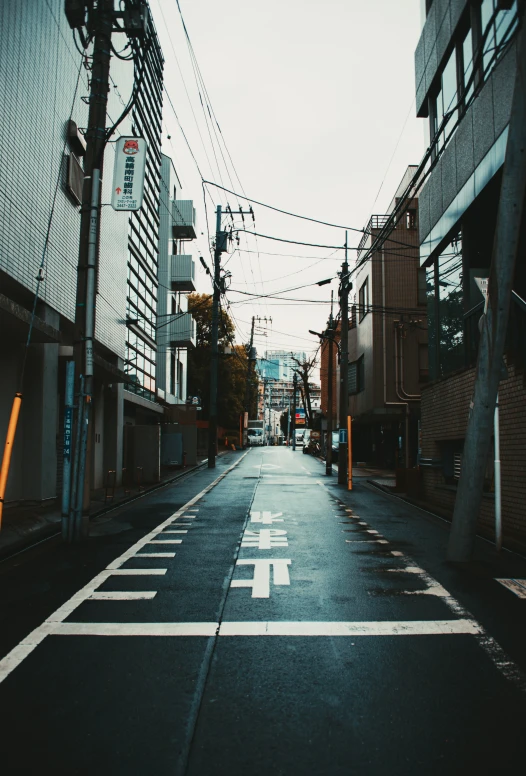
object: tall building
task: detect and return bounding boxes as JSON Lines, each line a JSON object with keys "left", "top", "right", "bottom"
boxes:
{"left": 264, "top": 350, "right": 307, "bottom": 381}
{"left": 415, "top": 0, "right": 526, "bottom": 550}
{"left": 346, "top": 168, "right": 426, "bottom": 469}
{"left": 0, "top": 1, "right": 195, "bottom": 506}
{"left": 156, "top": 153, "right": 197, "bottom": 406}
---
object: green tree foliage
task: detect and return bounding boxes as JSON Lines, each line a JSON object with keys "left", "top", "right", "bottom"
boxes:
{"left": 187, "top": 294, "right": 258, "bottom": 428}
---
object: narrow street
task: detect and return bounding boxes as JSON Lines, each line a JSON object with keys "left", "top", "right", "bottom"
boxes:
{"left": 1, "top": 447, "right": 525, "bottom": 775}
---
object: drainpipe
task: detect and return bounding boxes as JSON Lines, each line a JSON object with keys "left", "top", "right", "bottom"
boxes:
{"left": 382, "top": 248, "right": 410, "bottom": 468}
{"left": 398, "top": 327, "right": 421, "bottom": 399}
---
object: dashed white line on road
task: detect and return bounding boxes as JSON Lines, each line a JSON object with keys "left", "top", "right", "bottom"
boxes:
{"left": 136, "top": 552, "right": 176, "bottom": 558}
{"left": 147, "top": 539, "right": 182, "bottom": 545}
{"left": 89, "top": 591, "right": 157, "bottom": 601}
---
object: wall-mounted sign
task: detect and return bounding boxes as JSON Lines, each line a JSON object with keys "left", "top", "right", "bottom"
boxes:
{"left": 111, "top": 136, "right": 147, "bottom": 211}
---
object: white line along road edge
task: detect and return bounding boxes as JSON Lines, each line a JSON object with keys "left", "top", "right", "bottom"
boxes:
{"left": 0, "top": 451, "right": 250, "bottom": 686}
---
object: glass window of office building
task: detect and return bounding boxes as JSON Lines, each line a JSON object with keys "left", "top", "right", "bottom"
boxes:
{"left": 426, "top": 232, "right": 464, "bottom": 380}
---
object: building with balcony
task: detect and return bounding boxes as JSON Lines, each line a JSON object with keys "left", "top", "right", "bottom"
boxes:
{"left": 344, "top": 168, "right": 427, "bottom": 469}
{"left": 156, "top": 154, "right": 197, "bottom": 408}
{"left": 415, "top": 0, "right": 526, "bottom": 551}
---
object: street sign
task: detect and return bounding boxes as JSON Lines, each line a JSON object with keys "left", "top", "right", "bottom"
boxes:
{"left": 474, "top": 277, "right": 489, "bottom": 306}
{"left": 111, "top": 136, "right": 147, "bottom": 211}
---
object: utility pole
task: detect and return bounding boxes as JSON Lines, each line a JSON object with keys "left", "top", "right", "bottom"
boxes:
{"left": 208, "top": 205, "right": 246, "bottom": 466}
{"left": 244, "top": 315, "right": 255, "bottom": 412}
{"left": 338, "top": 231, "right": 350, "bottom": 484}
{"left": 208, "top": 205, "right": 223, "bottom": 468}
{"left": 447, "top": 9, "right": 526, "bottom": 562}
{"left": 292, "top": 372, "right": 298, "bottom": 451}
{"left": 326, "top": 293, "right": 334, "bottom": 477}
{"left": 71, "top": 0, "right": 114, "bottom": 540}
{"left": 242, "top": 315, "right": 255, "bottom": 448}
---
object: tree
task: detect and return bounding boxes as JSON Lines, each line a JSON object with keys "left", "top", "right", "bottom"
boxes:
{"left": 291, "top": 354, "right": 318, "bottom": 427}
{"left": 187, "top": 294, "right": 258, "bottom": 429}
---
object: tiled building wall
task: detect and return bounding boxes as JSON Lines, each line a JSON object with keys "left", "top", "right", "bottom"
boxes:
{"left": 0, "top": 0, "right": 130, "bottom": 359}
{"left": 420, "top": 360, "right": 526, "bottom": 552}
{"left": 0, "top": 0, "right": 88, "bottom": 322}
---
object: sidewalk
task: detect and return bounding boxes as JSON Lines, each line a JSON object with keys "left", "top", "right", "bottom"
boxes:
{"left": 0, "top": 454, "right": 222, "bottom": 560}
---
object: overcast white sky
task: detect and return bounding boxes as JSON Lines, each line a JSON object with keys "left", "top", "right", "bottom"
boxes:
{"left": 150, "top": 0, "right": 426, "bottom": 373}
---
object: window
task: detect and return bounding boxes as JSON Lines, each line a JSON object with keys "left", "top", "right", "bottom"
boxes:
{"left": 170, "top": 352, "right": 176, "bottom": 395}
{"left": 461, "top": 28, "right": 474, "bottom": 106}
{"left": 480, "top": 0, "right": 518, "bottom": 80}
{"left": 348, "top": 355, "right": 365, "bottom": 395}
{"left": 431, "top": 48, "right": 458, "bottom": 153}
{"left": 426, "top": 232, "right": 464, "bottom": 380}
{"left": 358, "top": 279, "right": 369, "bottom": 321}
{"left": 349, "top": 304, "right": 357, "bottom": 330}
{"left": 406, "top": 209, "right": 417, "bottom": 230}
{"left": 418, "top": 268, "right": 427, "bottom": 305}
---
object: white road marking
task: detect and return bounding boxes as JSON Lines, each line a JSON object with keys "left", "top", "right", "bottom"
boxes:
{"left": 391, "top": 551, "right": 404, "bottom": 557}
{"left": 163, "top": 530, "right": 188, "bottom": 534}
{"left": 241, "top": 529, "right": 288, "bottom": 550}
{"left": 52, "top": 619, "right": 482, "bottom": 637}
{"left": 250, "top": 510, "right": 284, "bottom": 525}
{"left": 0, "top": 451, "right": 250, "bottom": 685}
{"left": 136, "top": 553, "right": 176, "bottom": 558}
{"left": 147, "top": 539, "right": 182, "bottom": 545}
{"left": 345, "top": 540, "right": 388, "bottom": 544}
{"left": 231, "top": 559, "right": 291, "bottom": 598}
{"left": 56, "top": 622, "right": 218, "bottom": 637}
{"left": 110, "top": 568, "right": 167, "bottom": 575}
{"left": 366, "top": 530, "right": 379, "bottom": 535}
{"left": 495, "top": 579, "right": 526, "bottom": 599}
{"left": 317, "top": 478, "right": 526, "bottom": 689}
{"left": 88, "top": 591, "right": 157, "bottom": 601}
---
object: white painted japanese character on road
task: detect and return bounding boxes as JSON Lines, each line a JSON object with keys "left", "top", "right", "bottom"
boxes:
{"left": 250, "top": 511, "right": 283, "bottom": 525}
{"left": 231, "top": 559, "right": 291, "bottom": 598}
{"left": 241, "top": 529, "right": 288, "bottom": 550}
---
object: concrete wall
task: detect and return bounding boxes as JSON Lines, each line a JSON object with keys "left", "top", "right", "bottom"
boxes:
{"left": 418, "top": 33, "right": 517, "bottom": 250}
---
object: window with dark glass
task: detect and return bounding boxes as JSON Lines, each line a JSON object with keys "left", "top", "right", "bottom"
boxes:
{"left": 426, "top": 232, "right": 464, "bottom": 380}
{"left": 358, "top": 278, "right": 369, "bottom": 321}
{"left": 480, "top": 0, "right": 518, "bottom": 80}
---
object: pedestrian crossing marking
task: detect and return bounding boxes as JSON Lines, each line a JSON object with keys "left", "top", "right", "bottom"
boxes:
{"left": 52, "top": 619, "right": 482, "bottom": 637}
{"left": 495, "top": 578, "right": 526, "bottom": 599}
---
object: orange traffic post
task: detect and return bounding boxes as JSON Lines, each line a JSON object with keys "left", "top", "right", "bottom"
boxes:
{"left": 347, "top": 415, "right": 352, "bottom": 491}
{"left": 0, "top": 393, "right": 23, "bottom": 529}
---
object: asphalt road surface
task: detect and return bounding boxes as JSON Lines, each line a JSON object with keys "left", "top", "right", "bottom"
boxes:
{"left": 1, "top": 447, "right": 526, "bottom": 775}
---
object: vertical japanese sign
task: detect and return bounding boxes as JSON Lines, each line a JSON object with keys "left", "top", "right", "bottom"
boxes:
{"left": 111, "top": 136, "right": 147, "bottom": 211}
{"left": 63, "top": 407, "right": 73, "bottom": 462}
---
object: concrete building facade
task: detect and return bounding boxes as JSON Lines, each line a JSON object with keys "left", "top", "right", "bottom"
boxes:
{"left": 415, "top": 0, "right": 526, "bottom": 551}
{"left": 0, "top": 2, "right": 196, "bottom": 508}
{"left": 346, "top": 169, "right": 427, "bottom": 469}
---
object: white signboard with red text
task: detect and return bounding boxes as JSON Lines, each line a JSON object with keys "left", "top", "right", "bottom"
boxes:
{"left": 111, "top": 136, "right": 147, "bottom": 211}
